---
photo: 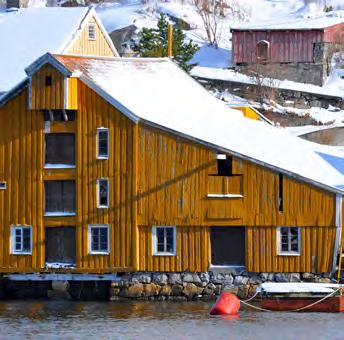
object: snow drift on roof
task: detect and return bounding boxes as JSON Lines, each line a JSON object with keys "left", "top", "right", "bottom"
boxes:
{"left": 231, "top": 16, "right": 344, "bottom": 31}
{"left": 54, "top": 55, "right": 344, "bottom": 192}
{"left": 0, "top": 7, "right": 89, "bottom": 93}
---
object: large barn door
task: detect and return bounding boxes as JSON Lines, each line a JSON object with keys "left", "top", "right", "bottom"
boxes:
{"left": 211, "top": 227, "right": 245, "bottom": 266}
{"left": 45, "top": 227, "right": 76, "bottom": 266}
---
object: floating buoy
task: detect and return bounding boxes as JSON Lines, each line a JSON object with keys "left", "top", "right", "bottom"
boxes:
{"left": 210, "top": 292, "right": 240, "bottom": 316}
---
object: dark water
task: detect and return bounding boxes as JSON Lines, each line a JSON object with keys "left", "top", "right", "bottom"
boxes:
{"left": 0, "top": 300, "right": 343, "bottom": 339}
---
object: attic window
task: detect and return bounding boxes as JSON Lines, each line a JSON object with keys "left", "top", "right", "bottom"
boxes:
{"left": 88, "top": 24, "right": 96, "bottom": 40}
{"left": 256, "top": 40, "right": 270, "bottom": 63}
{"left": 0, "top": 181, "right": 6, "bottom": 190}
{"left": 45, "top": 76, "right": 52, "bottom": 87}
{"left": 217, "top": 154, "right": 233, "bottom": 176}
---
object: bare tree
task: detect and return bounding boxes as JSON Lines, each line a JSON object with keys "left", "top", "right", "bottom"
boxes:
{"left": 193, "top": 0, "right": 250, "bottom": 47}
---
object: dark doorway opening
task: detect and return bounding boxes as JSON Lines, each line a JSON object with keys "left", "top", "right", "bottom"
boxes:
{"left": 211, "top": 227, "right": 245, "bottom": 266}
{"left": 45, "top": 227, "right": 76, "bottom": 266}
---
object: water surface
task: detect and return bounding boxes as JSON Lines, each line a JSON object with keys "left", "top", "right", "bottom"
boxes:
{"left": 0, "top": 300, "right": 343, "bottom": 339}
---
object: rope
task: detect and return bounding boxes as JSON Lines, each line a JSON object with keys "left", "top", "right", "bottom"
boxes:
{"left": 242, "top": 290, "right": 260, "bottom": 303}
{"left": 239, "top": 287, "right": 342, "bottom": 313}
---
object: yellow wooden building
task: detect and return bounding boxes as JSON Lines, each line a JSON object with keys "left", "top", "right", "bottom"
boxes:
{"left": 0, "top": 7, "right": 118, "bottom": 95}
{"left": 0, "top": 53, "right": 343, "bottom": 277}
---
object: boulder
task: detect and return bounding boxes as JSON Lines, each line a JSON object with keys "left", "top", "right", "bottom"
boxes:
{"left": 289, "top": 273, "right": 301, "bottom": 282}
{"left": 237, "top": 285, "right": 250, "bottom": 299}
{"left": 234, "top": 276, "right": 249, "bottom": 286}
{"left": 143, "top": 283, "right": 161, "bottom": 297}
{"left": 168, "top": 273, "right": 182, "bottom": 285}
{"left": 152, "top": 273, "right": 168, "bottom": 285}
{"left": 121, "top": 283, "right": 144, "bottom": 298}
{"left": 171, "top": 284, "right": 183, "bottom": 296}
{"left": 248, "top": 275, "right": 262, "bottom": 285}
{"left": 224, "top": 274, "right": 234, "bottom": 285}
{"left": 199, "top": 272, "right": 210, "bottom": 284}
{"left": 214, "top": 285, "right": 222, "bottom": 295}
{"left": 182, "top": 283, "right": 201, "bottom": 299}
{"left": 274, "top": 273, "right": 289, "bottom": 282}
{"left": 223, "top": 284, "right": 238, "bottom": 295}
{"left": 132, "top": 273, "right": 152, "bottom": 284}
{"left": 212, "top": 273, "right": 225, "bottom": 284}
{"left": 302, "top": 272, "right": 316, "bottom": 281}
{"left": 160, "top": 285, "right": 172, "bottom": 296}
{"left": 260, "top": 273, "right": 274, "bottom": 282}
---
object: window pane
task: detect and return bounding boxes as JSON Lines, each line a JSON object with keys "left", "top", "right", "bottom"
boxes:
{"left": 45, "top": 181, "right": 75, "bottom": 214}
{"left": 15, "top": 229, "right": 22, "bottom": 251}
{"left": 156, "top": 228, "right": 165, "bottom": 252}
{"left": 92, "top": 228, "right": 100, "bottom": 251}
{"left": 165, "top": 228, "right": 174, "bottom": 253}
{"left": 23, "top": 228, "right": 31, "bottom": 252}
{"left": 98, "top": 130, "right": 108, "bottom": 157}
{"left": 290, "top": 228, "right": 299, "bottom": 252}
{"left": 98, "top": 180, "right": 108, "bottom": 207}
{"left": 99, "top": 228, "right": 108, "bottom": 251}
{"left": 45, "top": 133, "right": 75, "bottom": 165}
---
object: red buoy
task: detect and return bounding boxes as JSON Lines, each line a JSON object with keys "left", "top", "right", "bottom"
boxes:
{"left": 210, "top": 292, "right": 240, "bottom": 316}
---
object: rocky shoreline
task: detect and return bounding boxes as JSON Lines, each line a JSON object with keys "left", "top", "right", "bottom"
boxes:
{"left": 110, "top": 271, "right": 334, "bottom": 301}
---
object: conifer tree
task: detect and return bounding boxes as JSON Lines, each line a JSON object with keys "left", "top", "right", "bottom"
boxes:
{"left": 132, "top": 14, "right": 199, "bottom": 72}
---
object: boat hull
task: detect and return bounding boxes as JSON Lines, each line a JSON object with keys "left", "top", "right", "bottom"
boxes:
{"left": 261, "top": 296, "right": 344, "bottom": 312}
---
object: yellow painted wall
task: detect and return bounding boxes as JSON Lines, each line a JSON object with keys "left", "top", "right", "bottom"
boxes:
{"left": 0, "top": 63, "right": 340, "bottom": 274}
{"left": 66, "top": 16, "right": 117, "bottom": 57}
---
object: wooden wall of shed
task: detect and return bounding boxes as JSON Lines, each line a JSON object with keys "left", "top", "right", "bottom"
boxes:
{"left": 324, "top": 23, "right": 344, "bottom": 44}
{"left": 0, "top": 88, "right": 45, "bottom": 271}
{"left": 66, "top": 16, "right": 116, "bottom": 57}
{"left": 138, "top": 226, "right": 210, "bottom": 272}
{"left": 232, "top": 30, "right": 324, "bottom": 64}
{"left": 31, "top": 65, "right": 65, "bottom": 110}
{"left": 246, "top": 226, "right": 336, "bottom": 273}
{"left": 75, "top": 81, "right": 136, "bottom": 272}
{"left": 137, "top": 123, "right": 335, "bottom": 228}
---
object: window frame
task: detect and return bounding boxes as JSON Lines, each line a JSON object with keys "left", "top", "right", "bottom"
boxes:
{"left": 88, "top": 224, "right": 110, "bottom": 255}
{"left": 96, "top": 128, "right": 109, "bottom": 160}
{"left": 10, "top": 225, "right": 32, "bottom": 255}
{"left": 277, "top": 226, "right": 301, "bottom": 256}
{"left": 88, "top": 23, "right": 96, "bottom": 40}
{"left": 152, "top": 226, "right": 177, "bottom": 256}
{"left": 97, "top": 178, "right": 109, "bottom": 209}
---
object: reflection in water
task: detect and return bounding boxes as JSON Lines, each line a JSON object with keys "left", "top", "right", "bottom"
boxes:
{"left": 0, "top": 300, "right": 343, "bottom": 339}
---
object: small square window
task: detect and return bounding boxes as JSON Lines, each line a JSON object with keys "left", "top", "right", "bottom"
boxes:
{"left": 152, "top": 226, "right": 176, "bottom": 256}
{"left": 0, "top": 181, "right": 6, "bottom": 190}
{"left": 88, "top": 225, "right": 109, "bottom": 254}
{"left": 88, "top": 24, "right": 96, "bottom": 40}
{"left": 216, "top": 154, "right": 232, "bottom": 176}
{"left": 278, "top": 227, "right": 300, "bottom": 255}
{"left": 97, "top": 128, "right": 109, "bottom": 159}
{"left": 97, "top": 179, "right": 109, "bottom": 208}
{"left": 45, "top": 76, "right": 52, "bottom": 87}
{"left": 11, "top": 226, "right": 32, "bottom": 254}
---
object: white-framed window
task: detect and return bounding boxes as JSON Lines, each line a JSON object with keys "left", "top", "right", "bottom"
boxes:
{"left": 88, "top": 225, "right": 110, "bottom": 255}
{"left": 152, "top": 226, "right": 176, "bottom": 256}
{"left": 0, "top": 181, "right": 6, "bottom": 190}
{"left": 88, "top": 23, "right": 96, "bottom": 40}
{"left": 278, "top": 227, "right": 301, "bottom": 255}
{"left": 97, "top": 128, "right": 109, "bottom": 159}
{"left": 10, "top": 225, "right": 32, "bottom": 255}
{"left": 97, "top": 178, "right": 109, "bottom": 208}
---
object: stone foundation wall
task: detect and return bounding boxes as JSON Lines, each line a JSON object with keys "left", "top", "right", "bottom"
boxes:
{"left": 110, "top": 271, "right": 334, "bottom": 301}
{"left": 194, "top": 77, "right": 343, "bottom": 110}
{"left": 236, "top": 63, "right": 326, "bottom": 87}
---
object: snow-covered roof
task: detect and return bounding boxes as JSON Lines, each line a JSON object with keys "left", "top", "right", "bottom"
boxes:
{"left": 0, "top": 7, "right": 100, "bottom": 93}
{"left": 6, "top": 53, "right": 344, "bottom": 194}
{"left": 231, "top": 16, "right": 344, "bottom": 31}
{"left": 261, "top": 282, "right": 341, "bottom": 294}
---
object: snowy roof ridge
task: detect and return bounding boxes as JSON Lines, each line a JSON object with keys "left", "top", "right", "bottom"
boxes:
{"left": 52, "top": 55, "right": 344, "bottom": 194}
{"left": 231, "top": 16, "right": 344, "bottom": 31}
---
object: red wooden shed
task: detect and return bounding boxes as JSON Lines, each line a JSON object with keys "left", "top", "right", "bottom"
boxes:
{"left": 231, "top": 17, "right": 344, "bottom": 65}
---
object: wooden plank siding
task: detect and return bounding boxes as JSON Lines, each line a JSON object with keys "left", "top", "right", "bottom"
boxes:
{"left": 66, "top": 16, "right": 115, "bottom": 57}
{"left": 246, "top": 226, "right": 336, "bottom": 273}
{"left": 232, "top": 30, "right": 325, "bottom": 64}
{"left": 31, "top": 65, "right": 66, "bottom": 110}
{"left": 138, "top": 225, "right": 210, "bottom": 272}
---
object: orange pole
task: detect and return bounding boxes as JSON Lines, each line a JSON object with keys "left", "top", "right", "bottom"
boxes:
{"left": 168, "top": 23, "right": 173, "bottom": 59}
